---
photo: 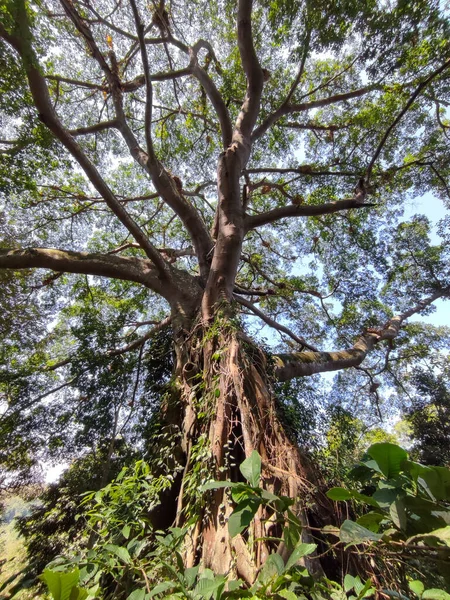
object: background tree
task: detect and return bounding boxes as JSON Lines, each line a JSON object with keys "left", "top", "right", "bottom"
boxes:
{"left": 406, "top": 363, "right": 450, "bottom": 466}
{"left": 1, "top": 0, "right": 450, "bottom": 583}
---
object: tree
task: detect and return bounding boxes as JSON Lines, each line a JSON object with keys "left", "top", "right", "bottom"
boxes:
{"left": 406, "top": 364, "right": 450, "bottom": 466}
{"left": 1, "top": 0, "right": 450, "bottom": 583}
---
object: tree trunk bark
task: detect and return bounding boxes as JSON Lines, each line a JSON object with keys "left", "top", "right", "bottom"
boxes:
{"left": 157, "top": 307, "right": 339, "bottom": 584}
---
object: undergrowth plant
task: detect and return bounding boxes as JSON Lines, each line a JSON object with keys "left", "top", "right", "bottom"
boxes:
{"left": 40, "top": 444, "right": 450, "bottom": 600}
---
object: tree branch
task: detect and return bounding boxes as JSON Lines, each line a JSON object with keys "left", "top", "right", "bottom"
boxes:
{"left": 234, "top": 295, "right": 318, "bottom": 351}
{"left": 107, "top": 316, "right": 171, "bottom": 356}
{"left": 274, "top": 288, "right": 450, "bottom": 381}
{"left": 234, "top": 0, "right": 264, "bottom": 142}
{"left": 252, "top": 85, "right": 380, "bottom": 142}
{"left": 58, "top": 0, "right": 214, "bottom": 280}
{"left": 244, "top": 196, "right": 374, "bottom": 230}
{"left": 167, "top": 35, "right": 233, "bottom": 148}
{"left": 69, "top": 119, "right": 119, "bottom": 136}
{"left": 1, "top": 3, "right": 170, "bottom": 276}
{"left": 366, "top": 58, "right": 450, "bottom": 180}
{"left": 0, "top": 247, "right": 167, "bottom": 296}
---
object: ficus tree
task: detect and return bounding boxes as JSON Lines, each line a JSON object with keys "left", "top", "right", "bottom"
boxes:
{"left": 1, "top": 0, "right": 450, "bottom": 582}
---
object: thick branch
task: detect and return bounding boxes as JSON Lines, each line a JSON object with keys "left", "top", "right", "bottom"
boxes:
{"left": 245, "top": 197, "right": 374, "bottom": 230}
{"left": 274, "top": 289, "right": 450, "bottom": 381}
{"left": 234, "top": 0, "right": 264, "bottom": 142}
{"left": 0, "top": 247, "right": 166, "bottom": 295}
{"left": 168, "top": 36, "right": 232, "bottom": 148}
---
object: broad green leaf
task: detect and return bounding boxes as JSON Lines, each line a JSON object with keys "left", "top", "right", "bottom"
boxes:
{"left": 372, "top": 488, "right": 398, "bottom": 508}
{"left": 122, "top": 524, "right": 131, "bottom": 539}
{"left": 239, "top": 451, "right": 261, "bottom": 488}
{"left": 409, "top": 580, "right": 425, "bottom": 597}
{"left": 258, "top": 553, "right": 285, "bottom": 583}
{"left": 390, "top": 499, "right": 407, "bottom": 530}
{"left": 422, "top": 590, "right": 450, "bottom": 600}
{"left": 277, "top": 590, "right": 299, "bottom": 600}
{"left": 127, "top": 590, "right": 146, "bottom": 600}
{"left": 148, "top": 581, "right": 177, "bottom": 597}
{"left": 283, "top": 524, "right": 301, "bottom": 551}
{"left": 228, "top": 497, "right": 261, "bottom": 537}
{"left": 423, "top": 526, "right": 450, "bottom": 546}
{"left": 327, "top": 487, "right": 353, "bottom": 501}
{"left": 339, "top": 520, "right": 382, "bottom": 545}
{"left": 194, "top": 574, "right": 226, "bottom": 598}
{"left": 184, "top": 565, "right": 200, "bottom": 588}
{"left": 104, "top": 544, "right": 131, "bottom": 564}
{"left": 344, "top": 574, "right": 356, "bottom": 592}
{"left": 367, "top": 443, "right": 408, "bottom": 479}
{"left": 285, "top": 543, "right": 317, "bottom": 570}
{"left": 356, "top": 512, "right": 384, "bottom": 532}
{"left": 40, "top": 569, "right": 85, "bottom": 600}
{"left": 260, "top": 489, "right": 280, "bottom": 503}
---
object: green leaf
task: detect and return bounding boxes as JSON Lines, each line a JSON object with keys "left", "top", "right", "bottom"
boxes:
{"left": 357, "top": 578, "right": 376, "bottom": 599}
{"left": 283, "top": 524, "right": 301, "bottom": 551}
{"left": 104, "top": 544, "right": 131, "bottom": 564}
{"left": 194, "top": 575, "right": 226, "bottom": 599}
{"left": 148, "top": 581, "right": 177, "bottom": 597}
{"left": 344, "top": 574, "right": 356, "bottom": 592}
{"left": 258, "top": 553, "right": 285, "bottom": 583}
{"left": 260, "top": 489, "right": 280, "bottom": 503}
{"left": 372, "top": 487, "right": 398, "bottom": 508}
{"left": 228, "top": 497, "right": 261, "bottom": 537}
{"left": 327, "top": 487, "right": 353, "bottom": 501}
{"left": 199, "top": 480, "right": 239, "bottom": 491}
{"left": 239, "top": 451, "right": 261, "bottom": 487}
{"left": 285, "top": 543, "right": 317, "bottom": 570}
{"left": 122, "top": 524, "right": 131, "bottom": 539}
{"left": 227, "top": 580, "right": 244, "bottom": 592}
{"left": 339, "top": 520, "right": 382, "bottom": 545}
{"left": 277, "top": 590, "right": 299, "bottom": 600}
{"left": 127, "top": 590, "right": 146, "bottom": 600}
{"left": 40, "top": 569, "right": 87, "bottom": 600}
{"left": 409, "top": 580, "right": 425, "bottom": 597}
{"left": 390, "top": 499, "right": 407, "bottom": 530}
{"left": 422, "top": 526, "right": 450, "bottom": 546}
{"left": 184, "top": 565, "right": 200, "bottom": 588}
{"left": 422, "top": 590, "right": 450, "bottom": 600}
{"left": 367, "top": 443, "right": 408, "bottom": 479}
{"left": 356, "top": 512, "right": 384, "bottom": 533}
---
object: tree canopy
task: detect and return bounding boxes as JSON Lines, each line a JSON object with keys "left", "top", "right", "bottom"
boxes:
{"left": 1, "top": 0, "right": 450, "bottom": 591}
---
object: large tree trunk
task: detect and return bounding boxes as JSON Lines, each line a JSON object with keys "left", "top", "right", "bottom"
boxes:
{"left": 156, "top": 307, "right": 339, "bottom": 584}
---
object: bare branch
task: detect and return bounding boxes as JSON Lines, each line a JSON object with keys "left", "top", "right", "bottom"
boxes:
{"left": 57, "top": 0, "right": 213, "bottom": 279}
{"left": 245, "top": 166, "right": 356, "bottom": 177}
{"left": 129, "top": 0, "right": 155, "bottom": 156}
